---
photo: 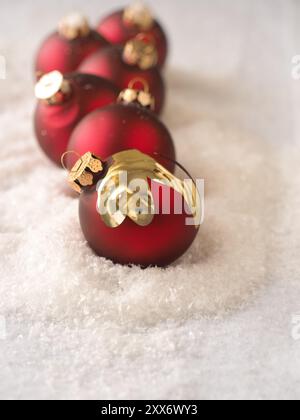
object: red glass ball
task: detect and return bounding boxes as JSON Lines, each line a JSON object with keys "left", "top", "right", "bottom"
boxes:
{"left": 79, "top": 182, "right": 199, "bottom": 267}
{"left": 66, "top": 103, "right": 176, "bottom": 172}
{"left": 97, "top": 9, "right": 168, "bottom": 68}
{"left": 79, "top": 46, "right": 165, "bottom": 114}
{"left": 34, "top": 74, "right": 118, "bottom": 166}
{"left": 35, "top": 30, "right": 109, "bottom": 77}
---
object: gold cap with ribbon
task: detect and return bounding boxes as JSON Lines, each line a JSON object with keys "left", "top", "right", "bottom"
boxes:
{"left": 123, "top": 2, "right": 154, "bottom": 31}
{"left": 58, "top": 12, "right": 91, "bottom": 40}
{"left": 123, "top": 34, "right": 158, "bottom": 70}
{"left": 35, "top": 71, "right": 72, "bottom": 105}
{"left": 96, "top": 150, "right": 202, "bottom": 229}
{"left": 117, "top": 78, "right": 155, "bottom": 111}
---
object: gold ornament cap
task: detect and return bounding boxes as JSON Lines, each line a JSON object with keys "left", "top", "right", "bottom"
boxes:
{"left": 123, "top": 34, "right": 158, "bottom": 70}
{"left": 123, "top": 2, "right": 154, "bottom": 31}
{"left": 58, "top": 12, "right": 90, "bottom": 40}
{"left": 35, "top": 71, "right": 72, "bottom": 105}
{"left": 118, "top": 78, "right": 155, "bottom": 111}
{"left": 67, "top": 152, "right": 104, "bottom": 193}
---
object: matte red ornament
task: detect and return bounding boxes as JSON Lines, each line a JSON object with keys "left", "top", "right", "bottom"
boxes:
{"left": 79, "top": 43, "right": 165, "bottom": 114}
{"left": 66, "top": 85, "right": 175, "bottom": 172}
{"left": 80, "top": 185, "right": 198, "bottom": 267}
{"left": 34, "top": 71, "right": 118, "bottom": 166}
{"left": 67, "top": 151, "right": 200, "bottom": 267}
{"left": 97, "top": 5, "right": 168, "bottom": 67}
{"left": 35, "top": 13, "right": 109, "bottom": 78}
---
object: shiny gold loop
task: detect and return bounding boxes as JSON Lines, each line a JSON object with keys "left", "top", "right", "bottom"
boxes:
{"left": 128, "top": 78, "right": 150, "bottom": 93}
{"left": 61, "top": 150, "right": 82, "bottom": 171}
{"left": 117, "top": 82, "right": 155, "bottom": 111}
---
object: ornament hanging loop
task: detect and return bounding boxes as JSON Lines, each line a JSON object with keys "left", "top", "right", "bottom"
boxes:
{"left": 118, "top": 77, "right": 155, "bottom": 111}
{"left": 61, "top": 150, "right": 82, "bottom": 171}
{"left": 128, "top": 77, "right": 150, "bottom": 93}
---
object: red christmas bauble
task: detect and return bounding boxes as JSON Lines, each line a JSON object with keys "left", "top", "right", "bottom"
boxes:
{"left": 66, "top": 101, "right": 176, "bottom": 173}
{"left": 34, "top": 71, "right": 118, "bottom": 166}
{"left": 67, "top": 150, "right": 200, "bottom": 267}
{"left": 79, "top": 44, "right": 165, "bottom": 114}
{"left": 35, "top": 13, "right": 109, "bottom": 77}
{"left": 97, "top": 6, "right": 168, "bottom": 68}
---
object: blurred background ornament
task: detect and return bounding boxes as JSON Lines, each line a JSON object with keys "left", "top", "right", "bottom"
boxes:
{"left": 66, "top": 79, "right": 175, "bottom": 172}
{"left": 34, "top": 71, "right": 118, "bottom": 165}
{"left": 97, "top": 2, "right": 168, "bottom": 67}
{"left": 35, "top": 13, "right": 109, "bottom": 78}
{"left": 79, "top": 36, "right": 165, "bottom": 114}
